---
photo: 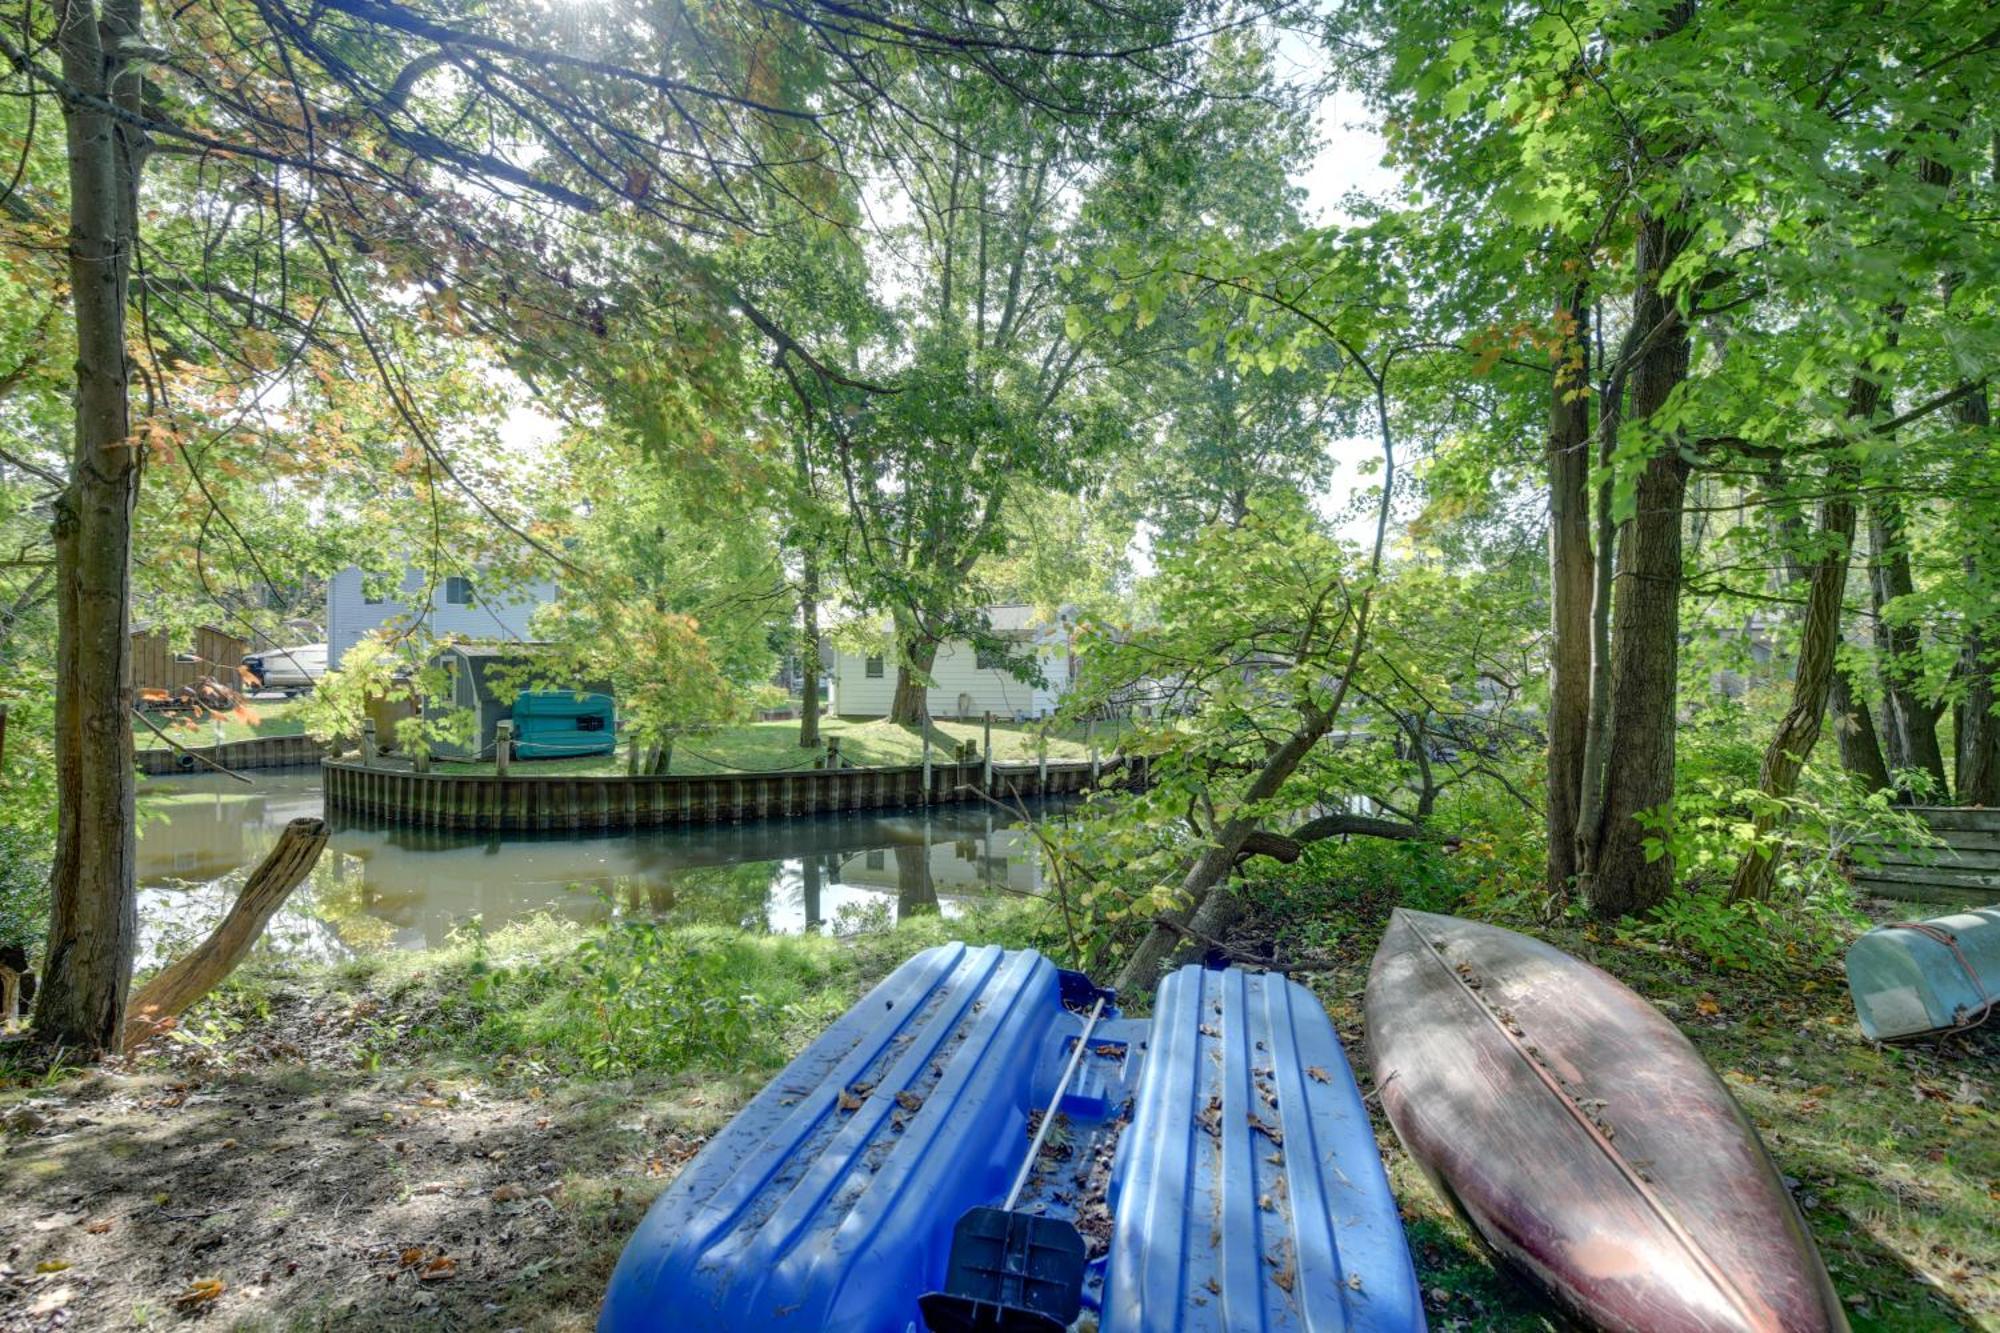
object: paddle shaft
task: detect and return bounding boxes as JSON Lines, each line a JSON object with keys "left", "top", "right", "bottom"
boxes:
{"left": 1003, "top": 995, "right": 1106, "bottom": 1210}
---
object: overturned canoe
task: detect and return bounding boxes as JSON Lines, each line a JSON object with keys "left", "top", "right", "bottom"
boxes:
{"left": 1365, "top": 910, "right": 1846, "bottom": 1333}
{"left": 600, "top": 942, "right": 1424, "bottom": 1331}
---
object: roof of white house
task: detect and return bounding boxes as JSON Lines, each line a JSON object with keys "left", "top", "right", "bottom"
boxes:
{"left": 982, "top": 604, "right": 1070, "bottom": 638}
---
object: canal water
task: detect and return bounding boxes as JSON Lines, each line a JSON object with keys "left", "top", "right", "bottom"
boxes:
{"left": 137, "top": 768, "right": 1057, "bottom": 965}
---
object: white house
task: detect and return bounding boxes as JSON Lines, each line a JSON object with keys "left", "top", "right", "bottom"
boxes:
{"left": 327, "top": 566, "right": 557, "bottom": 668}
{"left": 830, "top": 605, "right": 1075, "bottom": 720}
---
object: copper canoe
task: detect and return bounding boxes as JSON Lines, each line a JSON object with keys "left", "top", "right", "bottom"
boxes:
{"left": 1366, "top": 909, "right": 1847, "bottom": 1332}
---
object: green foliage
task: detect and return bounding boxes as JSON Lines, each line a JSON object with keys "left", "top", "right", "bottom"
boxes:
{"left": 1618, "top": 884, "right": 1859, "bottom": 975}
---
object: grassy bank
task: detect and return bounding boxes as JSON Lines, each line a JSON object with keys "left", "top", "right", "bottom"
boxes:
{"left": 3, "top": 879, "right": 1991, "bottom": 1330}
{"left": 132, "top": 697, "right": 309, "bottom": 750}
{"left": 432, "top": 715, "right": 1129, "bottom": 778}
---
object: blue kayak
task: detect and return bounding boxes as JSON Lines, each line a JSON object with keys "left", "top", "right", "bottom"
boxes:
{"left": 600, "top": 942, "right": 1422, "bottom": 1332}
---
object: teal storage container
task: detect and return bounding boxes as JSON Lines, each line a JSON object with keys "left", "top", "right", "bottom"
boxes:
{"left": 511, "top": 690, "right": 616, "bottom": 759}
{"left": 1844, "top": 907, "right": 1999, "bottom": 1040}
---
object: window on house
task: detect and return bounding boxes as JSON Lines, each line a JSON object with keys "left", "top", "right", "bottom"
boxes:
{"left": 445, "top": 576, "right": 474, "bottom": 606}
{"left": 974, "top": 645, "right": 1005, "bottom": 671}
{"left": 864, "top": 654, "right": 885, "bottom": 678}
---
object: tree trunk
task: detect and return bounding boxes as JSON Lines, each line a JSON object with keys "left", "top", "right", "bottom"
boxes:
{"left": 1767, "top": 461, "right": 1893, "bottom": 794}
{"left": 1113, "top": 708, "right": 1334, "bottom": 995}
{"left": 1868, "top": 496, "right": 1949, "bottom": 795}
{"left": 889, "top": 637, "right": 938, "bottom": 725}
{"left": 1826, "top": 664, "right": 1894, "bottom": 792}
{"left": 1579, "top": 213, "right": 1691, "bottom": 918}
{"left": 124, "top": 819, "right": 329, "bottom": 1050}
{"left": 1952, "top": 374, "right": 2000, "bottom": 800}
{"left": 1954, "top": 382, "right": 1998, "bottom": 806}
{"left": 1730, "top": 359, "right": 1886, "bottom": 901}
{"left": 797, "top": 555, "right": 822, "bottom": 749}
{"left": 1546, "top": 285, "right": 1593, "bottom": 897}
{"left": 34, "top": 0, "right": 147, "bottom": 1052}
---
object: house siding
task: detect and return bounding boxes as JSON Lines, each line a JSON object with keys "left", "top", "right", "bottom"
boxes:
{"left": 831, "top": 639, "right": 1070, "bottom": 719}
{"left": 328, "top": 566, "right": 557, "bottom": 668}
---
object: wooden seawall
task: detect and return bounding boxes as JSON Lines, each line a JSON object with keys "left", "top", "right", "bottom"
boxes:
{"left": 320, "top": 757, "right": 1136, "bottom": 833}
{"left": 137, "top": 733, "right": 324, "bottom": 776}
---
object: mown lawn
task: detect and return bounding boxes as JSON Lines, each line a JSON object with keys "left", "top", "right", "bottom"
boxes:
{"left": 432, "top": 715, "right": 1129, "bottom": 778}
{"left": 131, "top": 695, "right": 309, "bottom": 750}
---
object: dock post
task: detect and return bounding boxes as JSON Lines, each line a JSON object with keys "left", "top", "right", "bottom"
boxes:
{"left": 1088, "top": 717, "right": 1100, "bottom": 788}
{"left": 496, "top": 720, "right": 513, "bottom": 778}
{"left": 826, "top": 736, "right": 841, "bottom": 770}
{"left": 361, "top": 719, "right": 378, "bottom": 768}
{"left": 1037, "top": 738, "right": 1048, "bottom": 796}
{"left": 982, "top": 711, "right": 993, "bottom": 793}
{"left": 921, "top": 705, "right": 932, "bottom": 806}
{"left": 412, "top": 742, "right": 429, "bottom": 774}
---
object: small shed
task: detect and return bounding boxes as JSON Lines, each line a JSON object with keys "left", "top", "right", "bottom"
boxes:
{"left": 424, "top": 644, "right": 613, "bottom": 761}
{"left": 132, "top": 624, "right": 248, "bottom": 696}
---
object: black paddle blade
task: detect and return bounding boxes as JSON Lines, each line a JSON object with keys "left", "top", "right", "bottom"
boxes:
{"left": 918, "top": 1207, "right": 1087, "bottom": 1333}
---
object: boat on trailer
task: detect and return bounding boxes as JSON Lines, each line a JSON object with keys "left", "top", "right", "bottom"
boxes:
{"left": 600, "top": 941, "right": 1424, "bottom": 1331}
{"left": 1366, "top": 910, "right": 1847, "bottom": 1333}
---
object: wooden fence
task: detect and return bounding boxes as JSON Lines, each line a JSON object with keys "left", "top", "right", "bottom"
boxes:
{"left": 136, "top": 733, "right": 324, "bottom": 776}
{"left": 321, "top": 755, "right": 1136, "bottom": 833}
{"left": 1851, "top": 806, "right": 2000, "bottom": 905}
{"left": 132, "top": 625, "right": 247, "bottom": 696}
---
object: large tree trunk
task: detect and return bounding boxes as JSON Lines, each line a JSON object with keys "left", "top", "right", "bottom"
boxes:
{"left": 1579, "top": 213, "right": 1691, "bottom": 918}
{"left": 1730, "top": 357, "right": 1887, "bottom": 901}
{"left": 34, "top": 0, "right": 147, "bottom": 1052}
{"left": 1955, "top": 384, "right": 1999, "bottom": 805}
{"left": 1868, "top": 496, "right": 1949, "bottom": 795}
{"left": 1546, "top": 285, "right": 1593, "bottom": 896}
{"left": 888, "top": 637, "right": 937, "bottom": 725}
{"left": 797, "top": 555, "right": 822, "bottom": 749}
{"left": 124, "top": 819, "right": 328, "bottom": 1049}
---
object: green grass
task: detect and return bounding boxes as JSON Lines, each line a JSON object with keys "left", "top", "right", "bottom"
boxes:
{"left": 132, "top": 695, "right": 309, "bottom": 750}
{"left": 431, "top": 715, "right": 1129, "bottom": 778}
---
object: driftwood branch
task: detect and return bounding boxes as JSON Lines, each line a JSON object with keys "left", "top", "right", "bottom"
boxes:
{"left": 123, "top": 818, "right": 329, "bottom": 1050}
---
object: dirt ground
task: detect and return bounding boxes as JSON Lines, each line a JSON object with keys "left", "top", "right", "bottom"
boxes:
{"left": 3, "top": 904, "right": 1995, "bottom": 1332}
{"left": 0, "top": 988, "right": 748, "bottom": 1332}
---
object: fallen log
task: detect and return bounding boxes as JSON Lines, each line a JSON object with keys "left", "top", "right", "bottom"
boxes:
{"left": 123, "top": 817, "right": 329, "bottom": 1051}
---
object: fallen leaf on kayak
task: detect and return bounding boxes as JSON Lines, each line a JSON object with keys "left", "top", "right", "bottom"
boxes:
{"left": 895, "top": 1091, "right": 923, "bottom": 1112}
{"left": 174, "top": 1277, "right": 226, "bottom": 1308}
{"left": 1306, "top": 1066, "right": 1330, "bottom": 1083}
{"left": 30, "top": 1285, "right": 72, "bottom": 1314}
{"left": 837, "top": 1087, "right": 865, "bottom": 1112}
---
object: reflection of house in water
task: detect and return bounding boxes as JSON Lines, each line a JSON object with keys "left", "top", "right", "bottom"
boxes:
{"left": 836, "top": 820, "right": 1042, "bottom": 899}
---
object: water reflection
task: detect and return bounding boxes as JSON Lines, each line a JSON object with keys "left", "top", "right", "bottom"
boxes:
{"left": 137, "top": 769, "right": 1056, "bottom": 960}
